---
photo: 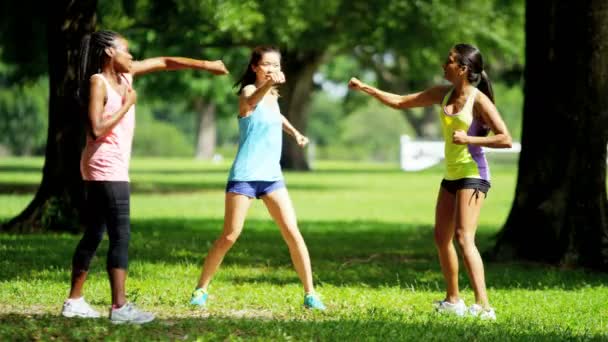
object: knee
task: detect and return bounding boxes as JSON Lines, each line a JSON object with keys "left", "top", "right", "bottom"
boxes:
{"left": 217, "top": 233, "right": 240, "bottom": 248}
{"left": 455, "top": 229, "right": 476, "bottom": 250}
{"left": 434, "top": 229, "right": 451, "bottom": 248}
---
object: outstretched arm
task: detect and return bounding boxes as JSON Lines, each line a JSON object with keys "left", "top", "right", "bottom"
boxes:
{"left": 348, "top": 77, "right": 448, "bottom": 109}
{"left": 281, "top": 115, "right": 308, "bottom": 147}
{"left": 131, "top": 57, "right": 229, "bottom": 76}
{"left": 452, "top": 92, "right": 512, "bottom": 148}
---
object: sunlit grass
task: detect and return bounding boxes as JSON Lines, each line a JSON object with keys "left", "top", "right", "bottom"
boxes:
{"left": 0, "top": 157, "right": 607, "bottom": 341}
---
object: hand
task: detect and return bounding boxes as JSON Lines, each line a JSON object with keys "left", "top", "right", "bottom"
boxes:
{"left": 124, "top": 88, "right": 137, "bottom": 107}
{"left": 348, "top": 77, "right": 364, "bottom": 90}
{"left": 206, "top": 60, "right": 229, "bottom": 75}
{"left": 452, "top": 130, "right": 469, "bottom": 144}
{"left": 295, "top": 133, "right": 309, "bottom": 147}
{"left": 266, "top": 71, "right": 286, "bottom": 85}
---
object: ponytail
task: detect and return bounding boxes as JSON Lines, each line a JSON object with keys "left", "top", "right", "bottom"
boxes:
{"left": 75, "top": 30, "right": 121, "bottom": 108}
{"left": 76, "top": 34, "right": 92, "bottom": 107}
{"left": 478, "top": 70, "right": 494, "bottom": 103}
{"left": 452, "top": 43, "right": 494, "bottom": 103}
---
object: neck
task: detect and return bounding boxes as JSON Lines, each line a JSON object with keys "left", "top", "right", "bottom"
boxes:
{"left": 101, "top": 65, "right": 120, "bottom": 82}
{"left": 452, "top": 79, "right": 473, "bottom": 97}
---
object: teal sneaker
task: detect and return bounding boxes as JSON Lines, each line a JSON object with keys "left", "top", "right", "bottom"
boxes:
{"left": 304, "top": 293, "right": 326, "bottom": 310}
{"left": 190, "top": 288, "right": 208, "bottom": 306}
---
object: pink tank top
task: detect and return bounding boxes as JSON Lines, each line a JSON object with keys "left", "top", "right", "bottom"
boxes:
{"left": 80, "top": 73, "right": 135, "bottom": 182}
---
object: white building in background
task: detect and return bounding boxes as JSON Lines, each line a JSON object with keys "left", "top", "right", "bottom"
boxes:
{"left": 399, "top": 135, "right": 522, "bottom": 172}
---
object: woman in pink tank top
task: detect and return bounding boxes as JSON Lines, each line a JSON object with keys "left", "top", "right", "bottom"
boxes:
{"left": 61, "top": 30, "right": 229, "bottom": 324}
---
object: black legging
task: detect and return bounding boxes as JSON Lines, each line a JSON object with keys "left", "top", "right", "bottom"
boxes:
{"left": 72, "top": 181, "right": 131, "bottom": 272}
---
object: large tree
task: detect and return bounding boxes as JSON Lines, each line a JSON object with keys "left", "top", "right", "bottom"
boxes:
{"left": 491, "top": 0, "right": 608, "bottom": 269}
{"left": 0, "top": 0, "right": 97, "bottom": 232}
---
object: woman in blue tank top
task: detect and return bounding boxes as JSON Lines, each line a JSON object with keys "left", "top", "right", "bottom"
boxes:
{"left": 190, "top": 46, "right": 326, "bottom": 310}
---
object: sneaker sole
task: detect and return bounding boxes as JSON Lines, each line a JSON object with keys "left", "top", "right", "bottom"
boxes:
{"left": 62, "top": 311, "right": 100, "bottom": 318}
{"left": 110, "top": 317, "right": 155, "bottom": 325}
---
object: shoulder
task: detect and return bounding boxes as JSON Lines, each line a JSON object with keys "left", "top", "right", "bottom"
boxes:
{"left": 473, "top": 90, "right": 493, "bottom": 108}
{"left": 425, "top": 85, "right": 451, "bottom": 102}
{"left": 90, "top": 73, "right": 103, "bottom": 84}
{"left": 425, "top": 84, "right": 451, "bottom": 96}
{"left": 89, "top": 74, "right": 106, "bottom": 91}
{"left": 241, "top": 84, "right": 257, "bottom": 98}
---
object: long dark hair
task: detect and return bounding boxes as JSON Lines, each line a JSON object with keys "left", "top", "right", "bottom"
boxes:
{"left": 234, "top": 45, "right": 281, "bottom": 95}
{"left": 452, "top": 43, "right": 494, "bottom": 103}
{"left": 76, "top": 30, "right": 121, "bottom": 107}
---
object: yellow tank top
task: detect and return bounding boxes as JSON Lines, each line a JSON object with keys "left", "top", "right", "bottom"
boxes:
{"left": 439, "top": 87, "right": 490, "bottom": 181}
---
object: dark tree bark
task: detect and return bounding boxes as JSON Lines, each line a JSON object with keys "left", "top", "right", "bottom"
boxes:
{"left": 491, "top": 0, "right": 608, "bottom": 269}
{"left": 279, "top": 50, "right": 325, "bottom": 170}
{"left": 1, "top": 1, "right": 97, "bottom": 233}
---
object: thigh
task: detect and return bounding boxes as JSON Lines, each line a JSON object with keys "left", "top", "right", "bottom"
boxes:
{"left": 103, "top": 182, "right": 131, "bottom": 239}
{"left": 261, "top": 187, "right": 297, "bottom": 229}
{"left": 435, "top": 186, "right": 456, "bottom": 239}
{"left": 223, "top": 192, "right": 253, "bottom": 235}
{"left": 454, "top": 188, "right": 484, "bottom": 233}
{"left": 82, "top": 181, "right": 107, "bottom": 236}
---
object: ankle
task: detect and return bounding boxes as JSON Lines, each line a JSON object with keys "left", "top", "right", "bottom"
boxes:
{"left": 445, "top": 295, "right": 460, "bottom": 304}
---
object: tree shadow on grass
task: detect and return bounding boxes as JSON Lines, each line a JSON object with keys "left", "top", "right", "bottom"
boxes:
{"left": 0, "top": 312, "right": 604, "bottom": 341}
{"left": 0, "top": 180, "right": 338, "bottom": 195}
{"left": 0, "top": 165, "right": 43, "bottom": 173}
{"left": 1, "top": 218, "right": 607, "bottom": 290}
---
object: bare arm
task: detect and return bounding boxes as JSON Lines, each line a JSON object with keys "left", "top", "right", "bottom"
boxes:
{"left": 281, "top": 115, "right": 309, "bottom": 147}
{"left": 88, "top": 76, "right": 137, "bottom": 139}
{"left": 452, "top": 92, "right": 512, "bottom": 148}
{"left": 131, "top": 57, "right": 229, "bottom": 76}
{"left": 348, "top": 77, "right": 448, "bottom": 109}
{"left": 238, "top": 72, "right": 285, "bottom": 117}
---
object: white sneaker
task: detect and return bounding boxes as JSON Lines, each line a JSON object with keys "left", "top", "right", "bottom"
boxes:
{"left": 434, "top": 299, "right": 466, "bottom": 316}
{"left": 61, "top": 297, "right": 101, "bottom": 318}
{"left": 109, "top": 302, "right": 155, "bottom": 324}
{"left": 469, "top": 304, "right": 497, "bottom": 320}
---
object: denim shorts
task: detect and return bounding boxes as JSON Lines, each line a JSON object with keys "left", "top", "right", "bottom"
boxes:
{"left": 440, "top": 178, "right": 491, "bottom": 196}
{"left": 226, "top": 180, "right": 285, "bottom": 199}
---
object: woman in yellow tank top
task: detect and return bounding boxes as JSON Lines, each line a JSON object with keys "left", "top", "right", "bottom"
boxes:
{"left": 348, "top": 44, "right": 512, "bottom": 320}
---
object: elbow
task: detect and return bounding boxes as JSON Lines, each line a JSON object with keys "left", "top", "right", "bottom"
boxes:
{"left": 502, "top": 135, "right": 513, "bottom": 148}
{"left": 91, "top": 126, "right": 104, "bottom": 140}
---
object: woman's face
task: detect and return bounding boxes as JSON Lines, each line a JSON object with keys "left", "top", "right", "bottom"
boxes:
{"left": 442, "top": 50, "right": 464, "bottom": 83}
{"left": 253, "top": 51, "right": 281, "bottom": 83}
{"left": 109, "top": 37, "right": 133, "bottom": 73}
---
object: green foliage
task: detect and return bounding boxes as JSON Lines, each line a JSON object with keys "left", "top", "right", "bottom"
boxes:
{"left": 0, "top": 77, "right": 48, "bottom": 155}
{"left": 132, "top": 105, "right": 194, "bottom": 157}
{"left": 494, "top": 83, "right": 523, "bottom": 141}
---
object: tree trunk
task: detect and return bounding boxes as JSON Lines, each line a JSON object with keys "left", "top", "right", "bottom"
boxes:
{"left": 279, "top": 50, "right": 325, "bottom": 170}
{"left": 0, "top": 1, "right": 97, "bottom": 233}
{"left": 490, "top": 0, "right": 608, "bottom": 270}
{"left": 194, "top": 98, "right": 216, "bottom": 160}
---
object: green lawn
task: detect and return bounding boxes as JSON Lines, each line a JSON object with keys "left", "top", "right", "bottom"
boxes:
{"left": 0, "top": 157, "right": 607, "bottom": 341}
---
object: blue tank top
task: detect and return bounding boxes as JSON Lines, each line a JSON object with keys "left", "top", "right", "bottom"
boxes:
{"left": 228, "top": 99, "right": 283, "bottom": 181}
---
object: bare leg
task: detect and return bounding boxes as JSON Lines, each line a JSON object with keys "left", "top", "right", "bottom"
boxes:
{"left": 68, "top": 270, "right": 88, "bottom": 299}
{"left": 108, "top": 268, "right": 127, "bottom": 307}
{"left": 261, "top": 187, "right": 314, "bottom": 293}
{"left": 196, "top": 192, "right": 253, "bottom": 290}
{"left": 434, "top": 187, "right": 459, "bottom": 303}
{"left": 454, "top": 189, "right": 489, "bottom": 308}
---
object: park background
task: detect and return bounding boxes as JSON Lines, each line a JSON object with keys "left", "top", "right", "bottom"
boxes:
{"left": 1, "top": 0, "right": 607, "bottom": 340}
